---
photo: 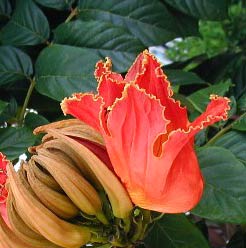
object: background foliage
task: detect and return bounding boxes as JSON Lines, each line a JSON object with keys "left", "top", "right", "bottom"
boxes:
{"left": 0, "top": 0, "right": 245, "bottom": 247}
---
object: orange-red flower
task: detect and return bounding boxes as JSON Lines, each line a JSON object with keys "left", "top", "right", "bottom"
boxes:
{"left": 0, "top": 152, "right": 9, "bottom": 225}
{"left": 61, "top": 50, "right": 230, "bottom": 213}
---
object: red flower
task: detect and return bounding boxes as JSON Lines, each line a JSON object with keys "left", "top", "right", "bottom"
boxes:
{"left": 0, "top": 152, "right": 9, "bottom": 224}
{"left": 61, "top": 50, "right": 230, "bottom": 213}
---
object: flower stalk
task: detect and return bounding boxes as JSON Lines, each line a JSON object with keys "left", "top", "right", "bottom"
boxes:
{"left": 18, "top": 78, "right": 35, "bottom": 126}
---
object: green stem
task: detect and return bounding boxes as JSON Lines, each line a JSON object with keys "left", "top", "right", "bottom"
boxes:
{"left": 18, "top": 78, "right": 35, "bottom": 126}
{"left": 152, "top": 213, "right": 165, "bottom": 222}
{"left": 206, "top": 112, "right": 246, "bottom": 146}
{"left": 206, "top": 125, "right": 232, "bottom": 146}
{"left": 65, "top": 7, "right": 78, "bottom": 23}
{"left": 90, "top": 234, "right": 109, "bottom": 243}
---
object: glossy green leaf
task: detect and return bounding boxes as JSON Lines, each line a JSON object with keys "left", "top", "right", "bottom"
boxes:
{"left": 0, "top": 0, "right": 50, "bottom": 46}
{"left": 213, "top": 131, "right": 246, "bottom": 165}
{"left": 165, "top": 6, "right": 199, "bottom": 37}
{"left": 144, "top": 214, "right": 209, "bottom": 248}
{"left": 232, "top": 116, "right": 246, "bottom": 131}
{"left": 35, "top": 0, "right": 75, "bottom": 10}
{"left": 165, "top": 69, "right": 206, "bottom": 86}
{"left": 232, "top": 57, "right": 246, "bottom": 99}
{"left": 238, "top": 93, "right": 246, "bottom": 112}
{"left": 195, "top": 129, "right": 207, "bottom": 146}
{"left": 228, "top": 96, "right": 237, "bottom": 119}
{"left": 163, "top": 0, "right": 229, "bottom": 20}
{"left": 54, "top": 20, "right": 144, "bottom": 72}
{"left": 35, "top": 44, "right": 101, "bottom": 101}
{"left": 0, "top": 98, "right": 17, "bottom": 123}
{"left": 192, "top": 147, "right": 246, "bottom": 223}
{"left": 0, "top": 0, "right": 11, "bottom": 18}
{"left": 24, "top": 112, "right": 49, "bottom": 130}
{"left": 0, "top": 100, "right": 8, "bottom": 114}
{"left": 188, "top": 81, "right": 231, "bottom": 112}
{"left": 0, "top": 127, "right": 36, "bottom": 160}
{"left": 0, "top": 46, "right": 33, "bottom": 86}
{"left": 78, "top": 0, "right": 181, "bottom": 46}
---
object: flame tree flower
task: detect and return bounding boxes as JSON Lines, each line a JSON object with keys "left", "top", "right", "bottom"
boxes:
{"left": 62, "top": 50, "right": 230, "bottom": 213}
{"left": 0, "top": 153, "right": 8, "bottom": 225}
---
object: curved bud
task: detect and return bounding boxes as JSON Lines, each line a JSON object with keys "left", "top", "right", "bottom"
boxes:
{"left": 47, "top": 130, "right": 133, "bottom": 219}
{"left": 28, "top": 160, "right": 62, "bottom": 192}
{"left": 7, "top": 190, "right": 61, "bottom": 248}
{"left": 32, "top": 150, "right": 108, "bottom": 224}
{"left": 41, "top": 139, "right": 102, "bottom": 189}
{"left": 25, "top": 163, "right": 80, "bottom": 219}
{"left": 7, "top": 163, "right": 91, "bottom": 248}
{"left": 33, "top": 119, "right": 104, "bottom": 146}
{"left": 0, "top": 213, "right": 39, "bottom": 248}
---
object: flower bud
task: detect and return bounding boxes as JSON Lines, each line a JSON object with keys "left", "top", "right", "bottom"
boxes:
{"left": 7, "top": 163, "right": 92, "bottom": 248}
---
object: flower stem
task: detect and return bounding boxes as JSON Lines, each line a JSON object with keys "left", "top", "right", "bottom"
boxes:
{"left": 65, "top": 7, "right": 78, "bottom": 23}
{"left": 206, "top": 125, "right": 232, "bottom": 146}
{"left": 18, "top": 78, "right": 35, "bottom": 126}
{"left": 152, "top": 213, "right": 165, "bottom": 222}
{"left": 206, "top": 112, "right": 246, "bottom": 146}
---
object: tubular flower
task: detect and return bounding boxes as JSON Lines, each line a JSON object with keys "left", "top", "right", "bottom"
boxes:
{"left": 61, "top": 50, "right": 230, "bottom": 213}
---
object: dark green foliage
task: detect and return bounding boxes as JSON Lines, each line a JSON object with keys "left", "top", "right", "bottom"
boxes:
{"left": 0, "top": 1, "right": 245, "bottom": 247}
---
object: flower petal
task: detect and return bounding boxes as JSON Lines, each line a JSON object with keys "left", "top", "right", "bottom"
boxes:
{"left": 0, "top": 153, "right": 8, "bottom": 203}
{"left": 61, "top": 93, "right": 103, "bottom": 132}
{"left": 141, "top": 142, "right": 203, "bottom": 212}
{"left": 95, "top": 58, "right": 125, "bottom": 108}
{"left": 139, "top": 95, "right": 230, "bottom": 211}
{"left": 94, "top": 58, "right": 123, "bottom": 82}
{"left": 190, "top": 94, "right": 230, "bottom": 129}
{"left": 125, "top": 50, "right": 188, "bottom": 130}
{"left": 97, "top": 77, "right": 125, "bottom": 108}
{"left": 103, "top": 84, "right": 171, "bottom": 206}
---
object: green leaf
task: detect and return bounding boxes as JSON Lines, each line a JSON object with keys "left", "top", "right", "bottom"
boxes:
{"left": 24, "top": 112, "right": 49, "bottom": 130}
{"left": 0, "top": 127, "right": 36, "bottom": 160}
{"left": 213, "top": 131, "right": 246, "bottom": 165}
{"left": 0, "top": 100, "right": 8, "bottom": 115}
{"left": 165, "top": 5, "right": 199, "bottom": 37}
{"left": 195, "top": 129, "right": 207, "bottom": 147}
{"left": 0, "top": 46, "right": 33, "bottom": 86}
{"left": 0, "top": 0, "right": 11, "bottom": 18}
{"left": 232, "top": 57, "right": 246, "bottom": 99}
{"left": 192, "top": 146, "right": 246, "bottom": 223}
{"left": 0, "top": 0, "right": 50, "bottom": 46}
{"left": 163, "top": 0, "right": 229, "bottom": 20}
{"left": 188, "top": 81, "right": 231, "bottom": 113}
{"left": 144, "top": 214, "right": 209, "bottom": 248}
{"left": 165, "top": 69, "right": 206, "bottom": 86}
{"left": 238, "top": 93, "right": 246, "bottom": 112}
{"left": 35, "top": 44, "right": 101, "bottom": 101}
{"left": 0, "top": 98, "right": 17, "bottom": 123}
{"left": 232, "top": 116, "right": 246, "bottom": 131}
{"left": 78, "top": 0, "right": 181, "bottom": 46}
{"left": 54, "top": 20, "right": 144, "bottom": 72}
{"left": 35, "top": 0, "right": 75, "bottom": 10}
{"left": 228, "top": 96, "right": 237, "bottom": 120}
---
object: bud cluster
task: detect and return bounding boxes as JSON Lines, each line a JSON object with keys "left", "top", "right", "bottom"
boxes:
{"left": 3, "top": 119, "right": 152, "bottom": 248}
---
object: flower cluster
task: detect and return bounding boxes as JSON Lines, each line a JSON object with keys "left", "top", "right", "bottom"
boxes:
{"left": 0, "top": 51, "right": 230, "bottom": 248}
